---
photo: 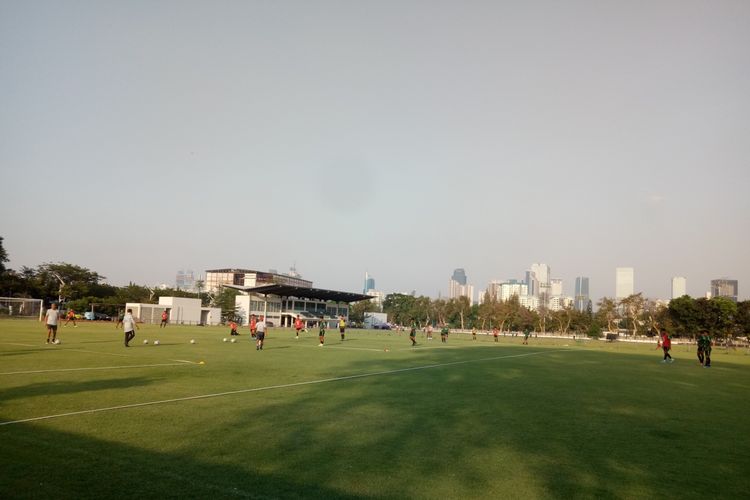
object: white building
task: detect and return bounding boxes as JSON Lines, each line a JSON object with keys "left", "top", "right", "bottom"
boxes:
{"left": 126, "top": 297, "right": 221, "bottom": 326}
{"left": 500, "top": 281, "right": 528, "bottom": 301}
{"left": 616, "top": 267, "right": 634, "bottom": 300}
{"left": 449, "top": 279, "right": 475, "bottom": 305}
{"left": 205, "top": 268, "right": 312, "bottom": 293}
{"left": 366, "top": 289, "right": 386, "bottom": 310}
{"left": 671, "top": 277, "right": 687, "bottom": 299}
{"left": 550, "top": 278, "right": 563, "bottom": 297}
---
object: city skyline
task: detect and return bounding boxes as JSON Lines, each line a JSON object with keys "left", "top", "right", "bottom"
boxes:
{"left": 2, "top": 2, "right": 748, "bottom": 303}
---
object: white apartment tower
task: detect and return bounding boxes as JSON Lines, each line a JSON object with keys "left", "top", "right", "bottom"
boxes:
{"left": 671, "top": 277, "right": 687, "bottom": 299}
{"left": 615, "top": 267, "right": 634, "bottom": 300}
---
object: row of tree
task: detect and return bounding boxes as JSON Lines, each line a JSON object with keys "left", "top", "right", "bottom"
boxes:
{"left": 351, "top": 291, "right": 750, "bottom": 339}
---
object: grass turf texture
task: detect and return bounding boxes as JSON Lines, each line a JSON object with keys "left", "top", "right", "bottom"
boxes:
{"left": 1, "top": 320, "right": 749, "bottom": 499}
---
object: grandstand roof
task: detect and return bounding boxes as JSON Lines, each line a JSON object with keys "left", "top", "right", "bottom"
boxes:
{"left": 225, "top": 284, "right": 372, "bottom": 303}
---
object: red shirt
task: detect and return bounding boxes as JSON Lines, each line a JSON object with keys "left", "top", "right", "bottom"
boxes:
{"left": 662, "top": 333, "right": 671, "bottom": 348}
{"left": 295, "top": 319, "right": 303, "bottom": 329}
{"left": 162, "top": 312, "right": 168, "bottom": 320}
{"left": 250, "top": 318, "right": 257, "bottom": 329}
{"left": 230, "top": 322, "right": 237, "bottom": 330}
{"left": 67, "top": 311, "right": 75, "bottom": 318}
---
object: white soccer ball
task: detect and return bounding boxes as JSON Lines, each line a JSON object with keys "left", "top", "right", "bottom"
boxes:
{"left": 231, "top": 338, "right": 237, "bottom": 343}
{"left": 54, "top": 339, "right": 61, "bottom": 345}
{"left": 190, "top": 339, "right": 196, "bottom": 344}
{"left": 154, "top": 340, "right": 160, "bottom": 345}
{"left": 223, "top": 338, "right": 228, "bottom": 342}
{"left": 143, "top": 339, "right": 149, "bottom": 344}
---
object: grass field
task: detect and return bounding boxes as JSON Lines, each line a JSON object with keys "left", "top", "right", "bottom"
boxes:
{"left": 1, "top": 319, "right": 749, "bottom": 499}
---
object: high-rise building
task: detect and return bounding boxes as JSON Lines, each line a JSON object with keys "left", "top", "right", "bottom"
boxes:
{"left": 550, "top": 279, "right": 563, "bottom": 297}
{"left": 615, "top": 267, "right": 634, "bottom": 300}
{"left": 451, "top": 268, "right": 467, "bottom": 286}
{"left": 449, "top": 269, "right": 474, "bottom": 305}
{"left": 527, "top": 263, "right": 550, "bottom": 297}
{"left": 176, "top": 269, "right": 195, "bottom": 291}
{"left": 574, "top": 277, "right": 590, "bottom": 312}
{"left": 671, "top": 277, "right": 687, "bottom": 299}
{"left": 363, "top": 272, "right": 375, "bottom": 293}
{"left": 710, "top": 278, "right": 738, "bottom": 302}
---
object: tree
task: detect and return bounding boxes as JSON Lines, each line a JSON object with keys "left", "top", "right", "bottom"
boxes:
{"left": 36, "top": 262, "right": 106, "bottom": 303}
{"left": 212, "top": 286, "right": 240, "bottom": 322}
{"left": 619, "top": 293, "right": 645, "bottom": 336}
{"left": 349, "top": 299, "right": 377, "bottom": 323}
{"left": 668, "top": 296, "right": 701, "bottom": 337}
{"left": 734, "top": 301, "right": 750, "bottom": 337}
{"left": 0, "top": 236, "right": 8, "bottom": 274}
{"left": 596, "top": 297, "right": 619, "bottom": 333}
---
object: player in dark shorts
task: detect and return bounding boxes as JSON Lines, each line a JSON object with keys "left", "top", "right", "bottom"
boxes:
{"left": 230, "top": 321, "right": 238, "bottom": 336}
{"left": 660, "top": 328, "right": 673, "bottom": 363}
{"left": 255, "top": 315, "right": 267, "bottom": 350}
{"left": 472, "top": 327, "right": 477, "bottom": 341}
{"left": 409, "top": 321, "right": 417, "bottom": 346}
{"left": 523, "top": 327, "right": 531, "bottom": 345}
{"left": 493, "top": 327, "right": 499, "bottom": 342}
{"left": 318, "top": 316, "right": 326, "bottom": 346}
{"left": 699, "top": 330, "right": 712, "bottom": 367}
{"left": 294, "top": 315, "right": 303, "bottom": 339}
{"left": 160, "top": 310, "right": 169, "bottom": 328}
{"left": 339, "top": 316, "right": 346, "bottom": 341}
{"left": 440, "top": 324, "right": 449, "bottom": 343}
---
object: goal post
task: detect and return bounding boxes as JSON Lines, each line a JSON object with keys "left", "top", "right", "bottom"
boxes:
{"left": 0, "top": 297, "right": 44, "bottom": 321}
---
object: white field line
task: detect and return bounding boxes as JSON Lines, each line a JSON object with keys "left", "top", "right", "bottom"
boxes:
{"left": 61, "top": 348, "right": 131, "bottom": 358}
{"left": 0, "top": 349, "right": 568, "bottom": 427}
{"left": 314, "top": 345, "right": 386, "bottom": 352}
{"left": 0, "top": 363, "right": 192, "bottom": 376}
{"left": 0, "top": 342, "right": 39, "bottom": 347}
{"left": 0, "top": 343, "right": 133, "bottom": 358}
{"left": 170, "top": 359, "right": 199, "bottom": 364}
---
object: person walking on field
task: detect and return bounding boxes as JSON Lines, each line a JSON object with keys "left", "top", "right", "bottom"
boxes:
{"left": 472, "top": 327, "right": 477, "bottom": 341}
{"left": 660, "top": 328, "right": 674, "bottom": 363}
{"left": 64, "top": 308, "right": 77, "bottom": 327}
{"left": 409, "top": 321, "right": 417, "bottom": 346}
{"left": 255, "top": 315, "right": 267, "bottom": 350}
{"left": 121, "top": 308, "right": 138, "bottom": 347}
{"left": 339, "top": 315, "right": 346, "bottom": 341}
{"left": 698, "top": 330, "right": 712, "bottom": 367}
{"left": 318, "top": 316, "right": 326, "bottom": 346}
{"left": 43, "top": 303, "right": 60, "bottom": 344}
{"left": 426, "top": 324, "right": 433, "bottom": 340}
{"left": 523, "top": 327, "right": 531, "bottom": 345}
{"left": 294, "top": 315, "right": 303, "bottom": 339}
{"left": 440, "top": 324, "right": 449, "bottom": 343}
{"left": 493, "top": 327, "right": 499, "bottom": 342}
{"left": 160, "top": 310, "right": 169, "bottom": 328}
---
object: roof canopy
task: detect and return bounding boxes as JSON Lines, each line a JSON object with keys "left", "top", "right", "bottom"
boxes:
{"left": 226, "top": 284, "right": 372, "bottom": 303}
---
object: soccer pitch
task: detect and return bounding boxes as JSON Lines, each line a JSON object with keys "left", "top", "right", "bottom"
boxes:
{"left": 1, "top": 320, "right": 749, "bottom": 499}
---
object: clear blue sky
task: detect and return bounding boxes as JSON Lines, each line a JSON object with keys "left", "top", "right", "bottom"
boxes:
{"left": 2, "top": 1, "right": 748, "bottom": 302}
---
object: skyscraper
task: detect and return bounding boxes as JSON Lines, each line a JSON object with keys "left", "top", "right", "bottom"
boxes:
{"left": 575, "top": 277, "right": 590, "bottom": 312}
{"left": 527, "top": 263, "right": 550, "bottom": 298}
{"left": 711, "top": 278, "right": 738, "bottom": 302}
{"left": 363, "top": 272, "right": 375, "bottom": 293}
{"left": 615, "top": 267, "right": 634, "bottom": 300}
{"left": 671, "top": 277, "right": 687, "bottom": 299}
{"left": 451, "top": 268, "right": 467, "bottom": 286}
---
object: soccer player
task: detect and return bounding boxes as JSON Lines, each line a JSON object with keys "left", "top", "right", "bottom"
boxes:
{"left": 229, "top": 320, "right": 238, "bottom": 336}
{"left": 294, "top": 315, "right": 303, "bottom": 339}
{"left": 64, "top": 308, "right": 77, "bottom": 327}
{"left": 523, "top": 327, "right": 531, "bottom": 345}
{"left": 493, "top": 327, "right": 499, "bottom": 342}
{"left": 660, "top": 328, "right": 673, "bottom": 363}
{"left": 339, "top": 315, "right": 346, "bottom": 341}
{"left": 121, "top": 308, "right": 137, "bottom": 347}
{"left": 409, "top": 321, "right": 417, "bottom": 346}
{"left": 472, "top": 327, "right": 477, "bottom": 341}
{"left": 43, "top": 303, "right": 60, "bottom": 344}
{"left": 696, "top": 333, "right": 705, "bottom": 365}
{"left": 255, "top": 315, "right": 266, "bottom": 350}
{"left": 318, "top": 316, "right": 326, "bottom": 346}
{"left": 249, "top": 314, "right": 257, "bottom": 338}
{"left": 700, "top": 330, "right": 712, "bottom": 367}
{"left": 160, "top": 310, "right": 169, "bottom": 328}
{"left": 440, "top": 324, "right": 449, "bottom": 343}
{"left": 426, "top": 324, "right": 433, "bottom": 340}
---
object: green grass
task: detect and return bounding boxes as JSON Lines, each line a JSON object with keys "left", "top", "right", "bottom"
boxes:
{"left": 1, "top": 319, "right": 749, "bottom": 499}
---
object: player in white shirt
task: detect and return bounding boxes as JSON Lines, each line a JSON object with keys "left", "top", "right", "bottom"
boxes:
{"left": 43, "top": 303, "right": 60, "bottom": 344}
{"left": 120, "top": 308, "right": 138, "bottom": 347}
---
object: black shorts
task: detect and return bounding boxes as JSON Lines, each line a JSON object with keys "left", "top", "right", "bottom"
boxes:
{"left": 340, "top": 327, "right": 345, "bottom": 333}
{"left": 256, "top": 332, "right": 265, "bottom": 340}
{"left": 47, "top": 324, "right": 58, "bottom": 333}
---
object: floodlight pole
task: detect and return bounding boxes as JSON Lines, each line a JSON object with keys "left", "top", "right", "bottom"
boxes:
{"left": 50, "top": 272, "right": 66, "bottom": 304}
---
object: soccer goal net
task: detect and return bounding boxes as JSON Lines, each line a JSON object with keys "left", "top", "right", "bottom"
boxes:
{"left": 0, "top": 297, "right": 44, "bottom": 320}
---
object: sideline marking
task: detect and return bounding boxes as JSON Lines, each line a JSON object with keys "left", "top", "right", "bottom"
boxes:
{"left": 0, "top": 342, "right": 38, "bottom": 348}
{"left": 0, "top": 349, "right": 568, "bottom": 426}
{"left": 0, "top": 363, "right": 191, "bottom": 376}
{"left": 170, "top": 359, "right": 198, "bottom": 365}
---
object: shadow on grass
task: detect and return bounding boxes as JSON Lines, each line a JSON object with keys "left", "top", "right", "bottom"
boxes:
{"left": 0, "top": 346, "right": 748, "bottom": 499}
{"left": 0, "top": 377, "right": 158, "bottom": 403}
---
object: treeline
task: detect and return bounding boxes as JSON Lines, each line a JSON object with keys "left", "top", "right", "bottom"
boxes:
{"left": 351, "top": 292, "right": 750, "bottom": 339}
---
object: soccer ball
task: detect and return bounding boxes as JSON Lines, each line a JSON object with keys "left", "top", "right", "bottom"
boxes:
{"left": 154, "top": 340, "right": 160, "bottom": 345}
{"left": 54, "top": 339, "right": 61, "bottom": 345}
{"left": 223, "top": 338, "right": 227, "bottom": 342}
{"left": 143, "top": 339, "right": 149, "bottom": 344}
{"left": 190, "top": 339, "right": 196, "bottom": 344}
{"left": 231, "top": 338, "right": 237, "bottom": 343}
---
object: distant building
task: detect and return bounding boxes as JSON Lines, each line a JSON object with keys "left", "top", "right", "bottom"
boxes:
{"left": 205, "top": 268, "right": 311, "bottom": 293}
{"left": 550, "top": 279, "right": 563, "bottom": 297}
{"left": 671, "top": 277, "right": 687, "bottom": 299}
{"left": 615, "top": 267, "right": 634, "bottom": 300}
{"left": 363, "top": 272, "right": 376, "bottom": 293}
{"left": 175, "top": 269, "right": 195, "bottom": 291}
{"left": 451, "top": 268, "right": 467, "bottom": 286}
{"left": 366, "top": 289, "right": 385, "bottom": 310}
{"left": 711, "top": 278, "right": 738, "bottom": 302}
{"left": 575, "top": 277, "right": 591, "bottom": 312}
{"left": 449, "top": 269, "right": 474, "bottom": 305}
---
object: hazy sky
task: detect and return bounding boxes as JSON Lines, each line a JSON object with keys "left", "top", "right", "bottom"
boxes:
{"left": 2, "top": 1, "right": 749, "bottom": 302}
